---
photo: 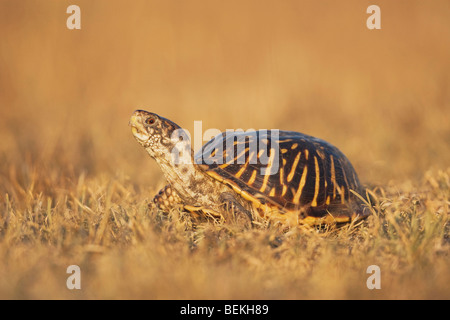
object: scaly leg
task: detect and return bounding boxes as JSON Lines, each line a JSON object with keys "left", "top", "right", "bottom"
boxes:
{"left": 151, "top": 184, "right": 183, "bottom": 213}
{"left": 219, "top": 192, "right": 253, "bottom": 227}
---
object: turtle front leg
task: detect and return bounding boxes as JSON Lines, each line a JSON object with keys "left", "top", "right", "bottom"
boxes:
{"left": 219, "top": 192, "right": 253, "bottom": 227}
{"left": 151, "top": 184, "right": 183, "bottom": 213}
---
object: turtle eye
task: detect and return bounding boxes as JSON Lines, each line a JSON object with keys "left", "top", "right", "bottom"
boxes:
{"left": 145, "top": 117, "right": 156, "bottom": 126}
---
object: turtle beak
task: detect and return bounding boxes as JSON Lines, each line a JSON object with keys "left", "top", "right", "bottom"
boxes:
{"left": 129, "top": 113, "right": 140, "bottom": 127}
{"left": 129, "top": 111, "right": 149, "bottom": 142}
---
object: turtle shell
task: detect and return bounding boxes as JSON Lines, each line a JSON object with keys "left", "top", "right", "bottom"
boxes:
{"left": 195, "top": 130, "right": 368, "bottom": 224}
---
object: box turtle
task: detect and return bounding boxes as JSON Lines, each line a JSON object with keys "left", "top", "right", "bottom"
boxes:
{"left": 129, "top": 110, "right": 371, "bottom": 226}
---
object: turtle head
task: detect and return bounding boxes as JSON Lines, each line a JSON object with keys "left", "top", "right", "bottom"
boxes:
{"left": 129, "top": 110, "right": 191, "bottom": 161}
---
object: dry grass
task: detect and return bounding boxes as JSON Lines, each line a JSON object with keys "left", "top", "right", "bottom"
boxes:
{"left": 0, "top": 0, "right": 449, "bottom": 299}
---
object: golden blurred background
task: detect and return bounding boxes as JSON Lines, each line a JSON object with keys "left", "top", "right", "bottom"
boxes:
{"left": 0, "top": 0, "right": 449, "bottom": 194}
{"left": 0, "top": 0, "right": 449, "bottom": 301}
